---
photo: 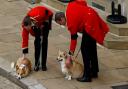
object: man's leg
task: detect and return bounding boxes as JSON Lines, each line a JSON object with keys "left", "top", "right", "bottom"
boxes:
{"left": 77, "top": 31, "right": 99, "bottom": 82}
{"left": 33, "top": 28, "right": 41, "bottom": 71}
{"left": 77, "top": 31, "right": 92, "bottom": 82}
{"left": 41, "top": 22, "right": 49, "bottom": 71}
{"left": 90, "top": 40, "right": 99, "bottom": 78}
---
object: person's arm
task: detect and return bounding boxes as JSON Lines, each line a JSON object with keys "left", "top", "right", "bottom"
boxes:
{"left": 67, "top": 17, "right": 78, "bottom": 55}
{"left": 66, "top": 31, "right": 78, "bottom": 68}
{"left": 69, "top": 33, "right": 78, "bottom": 55}
{"left": 48, "top": 14, "right": 53, "bottom": 30}
{"left": 21, "top": 26, "right": 29, "bottom": 54}
{"left": 66, "top": 10, "right": 80, "bottom": 54}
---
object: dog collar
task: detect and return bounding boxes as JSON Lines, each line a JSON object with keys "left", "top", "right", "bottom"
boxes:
{"left": 19, "top": 64, "right": 26, "bottom": 69}
{"left": 58, "top": 59, "right": 63, "bottom": 62}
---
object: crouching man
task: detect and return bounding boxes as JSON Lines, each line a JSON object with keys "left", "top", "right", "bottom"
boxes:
{"left": 21, "top": 6, "right": 53, "bottom": 71}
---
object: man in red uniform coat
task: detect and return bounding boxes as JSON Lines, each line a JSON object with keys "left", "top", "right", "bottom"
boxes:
{"left": 22, "top": 6, "right": 53, "bottom": 71}
{"left": 55, "top": 0, "right": 109, "bottom": 82}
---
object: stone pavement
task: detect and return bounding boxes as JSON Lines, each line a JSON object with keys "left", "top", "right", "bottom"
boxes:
{"left": 0, "top": 0, "right": 128, "bottom": 89}
{"left": 0, "top": 75, "right": 23, "bottom": 89}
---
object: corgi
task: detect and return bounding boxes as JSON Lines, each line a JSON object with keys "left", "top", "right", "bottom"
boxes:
{"left": 57, "top": 50, "right": 83, "bottom": 80}
{"left": 11, "top": 57, "right": 32, "bottom": 79}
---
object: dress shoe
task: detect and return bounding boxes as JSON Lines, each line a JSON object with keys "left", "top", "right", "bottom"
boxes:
{"left": 42, "top": 66, "right": 47, "bottom": 71}
{"left": 34, "top": 66, "right": 39, "bottom": 71}
{"left": 77, "top": 77, "right": 91, "bottom": 82}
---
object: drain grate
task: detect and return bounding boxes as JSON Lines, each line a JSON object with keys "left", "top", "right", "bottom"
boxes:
{"left": 112, "top": 84, "right": 128, "bottom": 89}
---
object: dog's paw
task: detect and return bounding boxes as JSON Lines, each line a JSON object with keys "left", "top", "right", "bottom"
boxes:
{"left": 68, "top": 76, "right": 72, "bottom": 80}
{"left": 65, "top": 76, "right": 68, "bottom": 79}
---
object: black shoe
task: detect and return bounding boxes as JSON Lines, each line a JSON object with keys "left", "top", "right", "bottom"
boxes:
{"left": 91, "top": 73, "right": 98, "bottom": 78}
{"left": 34, "top": 66, "right": 39, "bottom": 71}
{"left": 42, "top": 66, "right": 47, "bottom": 71}
{"left": 77, "top": 77, "right": 91, "bottom": 82}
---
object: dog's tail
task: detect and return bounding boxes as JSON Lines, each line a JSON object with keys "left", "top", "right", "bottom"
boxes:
{"left": 11, "top": 62, "right": 16, "bottom": 69}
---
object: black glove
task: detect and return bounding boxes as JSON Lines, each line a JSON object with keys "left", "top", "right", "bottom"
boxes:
{"left": 22, "top": 48, "right": 28, "bottom": 54}
{"left": 68, "top": 50, "right": 74, "bottom": 56}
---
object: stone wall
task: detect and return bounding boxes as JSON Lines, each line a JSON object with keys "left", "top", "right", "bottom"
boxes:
{"left": 24, "top": 0, "right": 41, "bottom": 3}
{"left": 121, "top": 0, "right": 128, "bottom": 19}
{"left": 91, "top": 0, "right": 118, "bottom": 13}
{"left": 91, "top": 0, "right": 128, "bottom": 19}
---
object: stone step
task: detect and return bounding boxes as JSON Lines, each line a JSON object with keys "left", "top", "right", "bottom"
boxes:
{"left": 24, "top": 0, "right": 41, "bottom": 3}
{"left": 78, "top": 32, "right": 128, "bottom": 50}
{"left": 104, "top": 32, "right": 128, "bottom": 50}
{"left": 42, "top": 0, "right": 67, "bottom": 11}
{"left": 107, "top": 22, "right": 128, "bottom": 36}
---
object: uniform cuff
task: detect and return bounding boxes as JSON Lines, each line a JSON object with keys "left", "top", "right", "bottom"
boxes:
{"left": 22, "top": 48, "right": 28, "bottom": 54}
{"left": 68, "top": 51, "right": 74, "bottom": 56}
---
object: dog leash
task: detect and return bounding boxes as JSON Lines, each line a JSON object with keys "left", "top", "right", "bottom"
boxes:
{"left": 74, "top": 47, "right": 81, "bottom": 59}
{"left": 68, "top": 47, "right": 81, "bottom": 65}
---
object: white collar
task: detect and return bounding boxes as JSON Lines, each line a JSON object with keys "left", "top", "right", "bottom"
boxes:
{"left": 19, "top": 64, "right": 26, "bottom": 69}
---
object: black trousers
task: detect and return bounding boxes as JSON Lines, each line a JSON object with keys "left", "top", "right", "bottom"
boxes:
{"left": 33, "top": 23, "right": 50, "bottom": 67}
{"left": 81, "top": 31, "right": 99, "bottom": 78}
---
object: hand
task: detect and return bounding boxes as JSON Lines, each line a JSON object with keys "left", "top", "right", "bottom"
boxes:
{"left": 66, "top": 55, "right": 72, "bottom": 68}
{"left": 68, "top": 51, "right": 74, "bottom": 56}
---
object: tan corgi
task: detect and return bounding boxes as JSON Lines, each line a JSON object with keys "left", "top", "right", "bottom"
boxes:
{"left": 12, "top": 57, "right": 32, "bottom": 79}
{"left": 57, "top": 50, "right": 83, "bottom": 80}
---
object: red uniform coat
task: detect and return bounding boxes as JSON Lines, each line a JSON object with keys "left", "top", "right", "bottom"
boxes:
{"left": 66, "top": 1, "right": 109, "bottom": 52}
{"left": 21, "top": 6, "right": 53, "bottom": 50}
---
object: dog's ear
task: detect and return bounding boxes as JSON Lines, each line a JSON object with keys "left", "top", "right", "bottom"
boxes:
{"left": 16, "top": 65, "right": 19, "bottom": 70}
{"left": 63, "top": 51, "right": 67, "bottom": 56}
{"left": 59, "top": 49, "right": 62, "bottom": 54}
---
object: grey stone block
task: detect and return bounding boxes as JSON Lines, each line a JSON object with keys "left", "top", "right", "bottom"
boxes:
{"left": 21, "top": 77, "right": 38, "bottom": 86}
{"left": 34, "top": 84, "right": 46, "bottom": 89}
{"left": 104, "top": 33, "right": 128, "bottom": 50}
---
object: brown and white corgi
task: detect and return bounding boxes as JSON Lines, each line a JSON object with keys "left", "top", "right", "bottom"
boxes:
{"left": 57, "top": 50, "right": 83, "bottom": 80}
{"left": 11, "top": 57, "right": 32, "bottom": 79}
